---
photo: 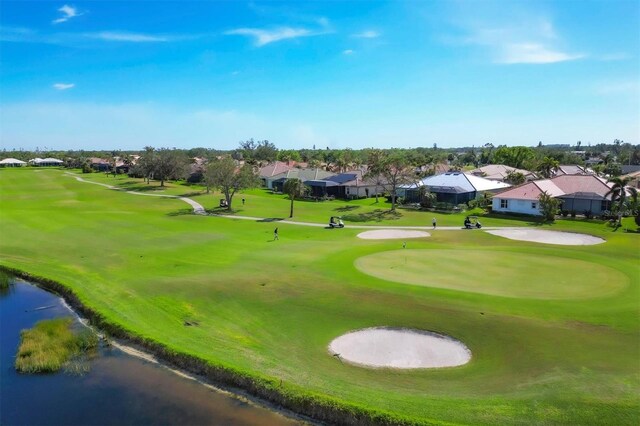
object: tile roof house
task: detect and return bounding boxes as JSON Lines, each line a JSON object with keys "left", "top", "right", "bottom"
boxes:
{"left": 400, "top": 172, "right": 511, "bottom": 205}
{"left": 269, "top": 168, "right": 334, "bottom": 192}
{"left": 555, "top": 165, "right": 591, "bottom": 176}
{"left": 470, "top": 164, "right": 537, "bottom": 182}
{"left": 304, "top": 169, "right": 385, "bottom": 199}
{"left": 259, "top": 161, "right": 297, "bottom": 188}
{"left": 492, "top": 174, "right": 614, "bottom": 216}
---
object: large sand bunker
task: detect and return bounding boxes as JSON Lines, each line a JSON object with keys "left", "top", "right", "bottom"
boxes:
{"left": 486, "top": 229, "right": 604, "bottom": 245}
{"left": 328, "top": 327, "right": 471, "bottom": 369}
{"left": 357, "top": 230, "right": 430, "bottom": 240}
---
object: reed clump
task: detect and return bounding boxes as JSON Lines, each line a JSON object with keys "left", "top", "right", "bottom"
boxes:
{"left": 15, "top": 318, "right": 98, "bottom": 373}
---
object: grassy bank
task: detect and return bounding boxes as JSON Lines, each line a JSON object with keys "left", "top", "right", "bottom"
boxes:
{"left": 1, "top": 168, "right": 638, "bottom": 424}
{"left": 15, "top": 317, "right": 97, "bottom": 373}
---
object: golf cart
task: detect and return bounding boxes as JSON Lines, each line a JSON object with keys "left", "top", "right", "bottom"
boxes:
{"left": 464, "top": 216, "right": 482, "bottom": 229}
{"left": 219, "top": 198, "right": 228, "bottom": 208}
{"left": 329, "top": 216, "right": 345, "bottom": 228}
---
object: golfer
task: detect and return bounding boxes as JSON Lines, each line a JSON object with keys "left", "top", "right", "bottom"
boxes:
{"left": 274, "top": 227, "right": 279, "bottom": 240}
{"left": 432, "top": 217, "right": 437, "bottom": 229}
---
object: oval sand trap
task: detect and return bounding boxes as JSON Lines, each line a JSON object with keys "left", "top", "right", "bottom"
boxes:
{"left": 486, "top": 229, "right": 604, "bottom": 245}
{"left": 329, "top": 327, "right": 471, "bottom": 369}
{"left": 357, "top": 229, "right": 430, "bottom": 240}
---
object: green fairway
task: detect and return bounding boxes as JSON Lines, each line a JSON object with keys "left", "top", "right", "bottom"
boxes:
{"left": 1, "top": 168, "right": 639, "bottom": 425}
{"left": 355, "top": 249, "right": 629, "bottom": 299}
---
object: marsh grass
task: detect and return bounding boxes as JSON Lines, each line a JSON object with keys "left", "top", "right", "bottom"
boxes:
{"left": 0, "top": 270, "right": 11, "bottom": 294}
{"left": 15, "top": 318, "right": 98, "bottom": 374}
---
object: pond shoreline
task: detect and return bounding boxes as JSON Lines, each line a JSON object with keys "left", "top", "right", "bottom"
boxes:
{"left": 0, "top": 266, "right": 419, "bottom": 426}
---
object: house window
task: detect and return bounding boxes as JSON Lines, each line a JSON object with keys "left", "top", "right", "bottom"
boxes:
{"left": 531, "top": 202, "right": 537, "bottom": 209}
{"left": 500, "top": 199, "right": 508, "bottom": 209}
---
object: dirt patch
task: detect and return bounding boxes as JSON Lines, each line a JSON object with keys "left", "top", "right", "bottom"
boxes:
{"left": 328, "top": 327, "right": 471, "bottom": 369}
{"left": 486, "top": 229, "right": 605, "bottom": 245}
{"left": 357, "top": 230, "right": 430, "bottom": 240}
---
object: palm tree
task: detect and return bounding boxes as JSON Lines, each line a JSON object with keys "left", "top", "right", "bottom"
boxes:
{"left": 536, "top": 157, "right": 559, "bottom": 179}
{"left": 606, "top": 176, "right": 636, "bottom": 226}
{"left": 283, "top": 178, "right": 307, "bottom": 218}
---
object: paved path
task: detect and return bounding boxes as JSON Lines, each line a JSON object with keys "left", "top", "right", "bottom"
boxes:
{"left": 65, "top": 173, "right": 206, "bottom": 214}
{"left": 66, "top": 173, "right": 521, "bottom": 231}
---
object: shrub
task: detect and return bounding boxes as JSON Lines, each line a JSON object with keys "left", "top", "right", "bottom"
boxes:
{"left": 570, "top": 211, "right": 576, "bottom": 218}
{"left": 584, "top": 210, "right": 593, "bottom": 219}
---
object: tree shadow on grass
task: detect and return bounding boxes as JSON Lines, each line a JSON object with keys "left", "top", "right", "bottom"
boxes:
{"left": 342, "top": 209, "right": 402, "bottom": 223}
{"left": 167, "top": 208, "right": 194, "bottom": 216}
{"left": 334, "top": 205, "right": 360, "bottom": 212}
{"left": 257, "top": 218, "right": 284, "bottom": 222}
{"left": 178, "top": 191, "right": 206, "bottom": 198}
{"left": 113, "top": 182, "right": 168, "bottom": 192}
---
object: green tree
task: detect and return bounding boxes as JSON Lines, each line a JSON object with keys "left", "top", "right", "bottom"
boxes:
{"left": 505, "top": 171, "right": 526, "bottom": 185}
{"left": 364, "top": 149, "right": 386, "bottom": 203}
{"left": 536, "top": 156, "right": 560, "bottom": 179}
{"left": 378, "top": 152, "right": 415, "bottom": 211}
{"left": 283, "top": 178, "right": 307, "bottom": 218}
{"left": 153, "top": 148, "right": 186, "bottom": 187}
{"left": 606, "top": 176, "right": 636, "bottom": 226}
{"left": 139, "top": 146, "right": 156, "bottom": 184}
{"left": 205, "top": 158, "right": 258, "bottom": 210}
{"left": 493, "top": 146, "right": 535, "bottom": 169}
{"left": 538, "top": 191, "right": 562, "bottom": 222}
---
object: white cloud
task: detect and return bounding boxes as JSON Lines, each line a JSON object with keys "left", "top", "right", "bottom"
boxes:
{"left": 451, "top": 15, "right": 583, "bottom": 64}
{"left": 343, "top": 49, "right": 354, "bottom": 55}
{"left": 352, "top": 30, "right": 380, "bottom": 39}
{"left": 225, "top": 27, "right": 313, "bottom": 47}
{"left": 501, "top": 43, "right": 584, "bottom": 64}
{"left": 85, "top": 31, "right": 171, "bottom": 42}
{"left": 53, "top": 83, "right": 75, "bottom": 90}
{"left": 53, "top": 5, "right": 81, "bottom": 24}
{"left": 594, "top": 80, "right": 640, "bottom": 96}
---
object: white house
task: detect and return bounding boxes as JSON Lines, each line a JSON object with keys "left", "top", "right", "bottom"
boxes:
{"left": 0, "top": 158, "right": 27, "bottom": 167}
{"left": 30, "top": 157, "right": 64, "bottom": 167}
{"left": 400, "top": 172, "right": 511, "bottom": 205}
{"left": 493, "top": 175, "right": 614, "bottom": 216}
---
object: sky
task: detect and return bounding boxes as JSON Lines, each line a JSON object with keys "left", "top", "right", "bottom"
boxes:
{"left": 0, "top": 0, "right": 638, "bottom": 151}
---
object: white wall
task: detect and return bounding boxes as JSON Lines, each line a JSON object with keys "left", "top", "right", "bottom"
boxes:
{"left": 493, "top": 198, "right": 542, "bottom": 216}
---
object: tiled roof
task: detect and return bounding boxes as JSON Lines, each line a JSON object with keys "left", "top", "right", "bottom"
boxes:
{"left": 495, "top": 174, "right": 614, "bottom": 201}
{"left": 259, "top": 161, "right": 294, "bottom": 178}
{"left": 470, "top": 164, "right": 536, "bottom": 181}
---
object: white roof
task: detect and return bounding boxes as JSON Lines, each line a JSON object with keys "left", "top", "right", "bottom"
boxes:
{"left": 407, "top": 172, "right": 511, "bottom": 192}
{"left": 31, "top": 157, "right": 63, "bottom": 164}
{"left": 0, "top": 158, "right": 27, "bottom": 164}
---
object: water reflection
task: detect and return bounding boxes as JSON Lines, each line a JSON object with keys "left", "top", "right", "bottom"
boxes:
{"left": 0, "top": 279, "right": 300, "bottom": 426}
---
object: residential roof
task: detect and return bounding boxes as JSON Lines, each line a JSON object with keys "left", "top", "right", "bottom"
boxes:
{"left": 556, "top": 165, "right": 588, "bottom": 175}
{"left": 259, "top": 161, "right": 295, "bottom": 178}
{"left": 404, "top": 172, "right": 511, "bottom": 193}
{"left": 495, "top": 174, "right": 614, "bottom": 201}
{"left": 30, "top": 157, "right": 63, "bottom": 164}
{"left": 270, "top": 168, "right": 334, "bottom": 182}
{"left": 0, "top": 158, "right": 27, "bottom": 165}
{"left": 469, "top": 164, "right": 536, "bottom": 181}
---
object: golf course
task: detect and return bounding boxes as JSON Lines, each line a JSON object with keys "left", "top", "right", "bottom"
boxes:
{"left": 1, "top": 168, "right": 638, "bottom": 425}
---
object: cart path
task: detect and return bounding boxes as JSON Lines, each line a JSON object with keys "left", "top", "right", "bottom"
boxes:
{"left": 65, "top": 173, "right": 206, "bottom": 214}
{"left": 65, "top": 173, "right": 521, "bottom": 231}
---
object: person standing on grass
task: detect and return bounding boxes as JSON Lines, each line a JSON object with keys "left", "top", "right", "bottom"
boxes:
{"left": 242, "top": 198, "right": 245, "bottom": 205}
{"left": 432, "top": 217, "right": 437, "bottom": 229}
{"left": 274, "top": 227, "right": 279, "bottom": 240}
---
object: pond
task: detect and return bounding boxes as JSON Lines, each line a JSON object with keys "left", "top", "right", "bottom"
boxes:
{"left": 0, "top": 278, "right": 301, "bottom": 426}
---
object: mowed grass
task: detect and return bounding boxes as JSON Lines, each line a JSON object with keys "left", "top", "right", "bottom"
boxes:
{"left": 1, "top": 168, "right": 639, "bottom": 424}
{"left": 355, "top": 249, "right": 629, "bottom": 299}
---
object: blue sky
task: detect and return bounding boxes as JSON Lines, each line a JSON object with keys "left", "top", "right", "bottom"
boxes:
{"left": 1, "top": 0, "right": 638, "bottom": 151}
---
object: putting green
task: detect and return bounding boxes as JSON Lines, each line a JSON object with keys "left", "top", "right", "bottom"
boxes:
{"left": 355, "top": 249, "right": 628, "bottom": 299}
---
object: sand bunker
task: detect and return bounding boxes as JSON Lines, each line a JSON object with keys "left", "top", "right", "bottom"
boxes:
{"left": 357, "top": 230, "right": 430, "bottom": 240}
{"left": 486, "top": 229, "right": 604, "bottom": 245}
{"left": 328, "top": 327, "right": 471, "bottom": 369}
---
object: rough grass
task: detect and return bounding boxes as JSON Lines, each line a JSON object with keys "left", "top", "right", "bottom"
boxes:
{"left": 14, "top": 318, "right": 97, "bottom": 373}
{"left": 1, "top": 168, "right": 639, "bottom": 424}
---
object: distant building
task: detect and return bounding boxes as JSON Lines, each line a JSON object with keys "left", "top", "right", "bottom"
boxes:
{"left": 29, "top": 158, "right": 63, "bottom": 167}
{"left": 469, "top": 164, "right": 537, "bottom": 182}
{"left": 0, "top": 158, "right": 27, "bottom": 167}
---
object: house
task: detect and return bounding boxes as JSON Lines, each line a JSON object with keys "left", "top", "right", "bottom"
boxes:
{"left": 400, "top": 172, "right": 511, "bottom": 204}
{"left": 492, "top": 174, "right": 615, "bottom": 216}
{"left": 29, "top": 157, "right": 64, "bottom": 167}
{"left": 469, "top": 164, "right": 537, "bottom": 182}
{"left": 620, "top": 170, "right": 640, "bottom": 189}
{"left": 555, "top": 165, "right": 591, "bottom": 176}
{"left": 304, "top": 170, "right": 385, "bottom": 199}
{"left": 259, "top": 161, "right": 296, "bottom": 188}
{"left": 270, "top": 168, "right": 334, "bottom": 192}
{"left": 0, "top": 158, "right": 27, "bottom": 167}
{"left": 88, "top": 157, "right": 111, "bottom": 172}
